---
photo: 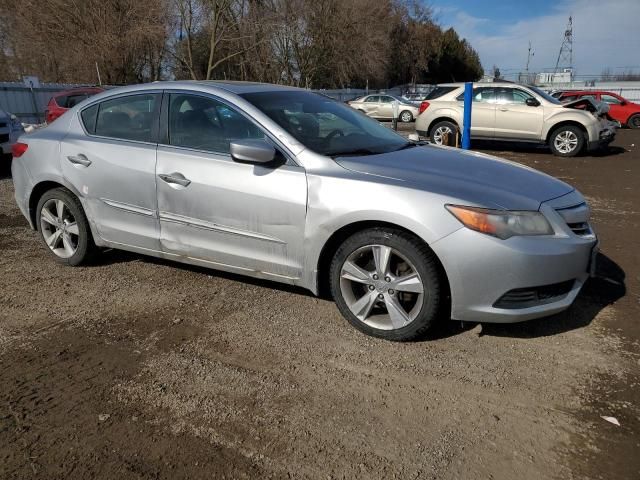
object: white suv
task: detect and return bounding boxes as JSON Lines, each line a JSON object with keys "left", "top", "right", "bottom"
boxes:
{"left": 415, "top": 83, "right": 616, "bottom": 157}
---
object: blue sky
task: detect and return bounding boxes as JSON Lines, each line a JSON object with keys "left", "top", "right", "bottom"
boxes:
{"left": 429, "top": 0, "right": 640, "bottom": 78}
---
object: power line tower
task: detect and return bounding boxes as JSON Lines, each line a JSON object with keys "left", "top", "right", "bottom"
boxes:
{"left": 554, "top": 16, "right": 573, "bottom": 78}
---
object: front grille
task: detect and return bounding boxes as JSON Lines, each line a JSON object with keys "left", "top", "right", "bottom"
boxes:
{"left": 0, "top": 121, "right": 7, "bottom": 128}
{"left": 0, "top": 133, "right": 9, "bottom": 143}
{"left": 493, "top": 280, "right": 575, "bottom": 309}
{"left": 555, "top": 202, "right": 593, "bottom": 237}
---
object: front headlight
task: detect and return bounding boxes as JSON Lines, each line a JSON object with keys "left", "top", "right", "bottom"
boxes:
{"left": 445, "top": 204, "right": 554, "bottom": 240}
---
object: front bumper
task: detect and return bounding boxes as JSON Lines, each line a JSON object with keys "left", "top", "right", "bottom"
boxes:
{"left": 431, "top": 225, "right": 597, "bottom": 323}
{"left": 588, "top": 121, "right": 616, "bottom": 151}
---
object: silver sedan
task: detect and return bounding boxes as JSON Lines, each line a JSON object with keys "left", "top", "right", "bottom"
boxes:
{"left": 11, "top": 81, "right": 598, "bottom": 341}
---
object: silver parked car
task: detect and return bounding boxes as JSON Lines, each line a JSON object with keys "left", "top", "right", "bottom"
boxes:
{"left": 12, "top": 81, "right": 598, "bottom": 341}
{"left": 415, "top": 82, "right": 616, "bottom": 157}
{"left": 348, "top": 94, "right": 419, "bottom": 123}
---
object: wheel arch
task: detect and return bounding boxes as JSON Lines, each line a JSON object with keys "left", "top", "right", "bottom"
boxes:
{"left": 544, "top": 120, "right": 588, "bottom": 144}
{"left": 28, "top": 179, "right": 84, "bottom": 230}
{"left": 427, "top": 117, "right": 459, "bottom": 137}
{"left": 625, "top": 112, "right": 640, "bottom": 127}
{"left": 315, "top": 220, "right": 451, "bottom": 310}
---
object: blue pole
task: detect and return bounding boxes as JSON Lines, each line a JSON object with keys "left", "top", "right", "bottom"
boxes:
{"left": 462, "top": 82, "right": 472, "bottom": 149}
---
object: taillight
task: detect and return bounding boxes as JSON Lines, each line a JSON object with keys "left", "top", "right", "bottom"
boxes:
{"left": 419, "top": 101, "right": 430, "bottom": 114}
{"left": 12, "top": 142, "right": 28, "bottom": 158}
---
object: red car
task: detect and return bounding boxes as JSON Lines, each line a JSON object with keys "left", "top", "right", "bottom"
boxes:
{"left": 45, "top": 87, "right": 104, "bottom": 123}
{"left": 553, "top": 90, "right": 640, "bottom": 128}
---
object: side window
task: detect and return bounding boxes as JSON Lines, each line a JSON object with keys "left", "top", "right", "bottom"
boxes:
{"left": 456, "top": 88, "right": 495, "bottom": 103}
{"left": 512, "top": 89, "right": 533, "bottom": 104}
{"left": 601, "top": 94, "right": 622, "bottom": 104}
{"left": 581, "top": 94, "right": 597, "bottom": 101}
{"left": 94, "top": 94, "right": 159, "bottom": 142}
{"left": 380, "top": 96, "right": 393, "bottom": 103}
{"left": 168, "top": 94, "right": 265, "bottom": 154}
{"left": 562, "top": 95, "right": 578, "bottom": 102}
{"left": 80, "top": 104, "right": 99, "bottom": 134}
{"left": 365, "top": 96, "right": 379, "bottom": 103}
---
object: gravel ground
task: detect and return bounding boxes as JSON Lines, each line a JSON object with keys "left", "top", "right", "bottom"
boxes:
{"left": 0, "top": 130, "right": 638, "bottom": 479}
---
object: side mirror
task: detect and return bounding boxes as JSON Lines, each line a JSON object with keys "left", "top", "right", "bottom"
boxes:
{"left": 526, "top": 98, "right": 540, "bottom": 107}
{"left": 407, "top": 133, "right": 420, "bottom": 142}
{"left": 230, "top": 139, "right": 276, "bottom": 164}
{"left": 619, "top": 100, "right": 627, "bottom": 106}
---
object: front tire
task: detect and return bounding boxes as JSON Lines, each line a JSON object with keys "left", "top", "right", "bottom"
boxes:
{"left": 330, "top": 228, "right": 442, "bottom": 341}
{"left": 627, "top": 114, "right": 640, "bottom": 129}
{"left": 400, "top": 110, "right": 413, "bottom": 123}
{"left": 36, "top": 187, "right": 96, "bottom": 266}
{"left": 549, "top": 125, "right": 585, "bottom": 157}
{"left": 430, "top": 120, "right": 457, "bottom": 146}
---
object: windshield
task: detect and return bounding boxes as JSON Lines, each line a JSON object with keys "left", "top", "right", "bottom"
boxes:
{"left": 527, "top": 85, "right": 562, "bottom": 105}
{"left": 241, "top": 90, "right": 409, "bottom": 157}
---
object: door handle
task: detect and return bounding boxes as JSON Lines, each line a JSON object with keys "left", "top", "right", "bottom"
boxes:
{"left": 67, "top": 154, "right": 91, "bottom": 167}
{"left": 499, "top": 108, "right": 509, "bottom": 112}
{"left": 158, "top": 172, "right": 191, "bottom": 187}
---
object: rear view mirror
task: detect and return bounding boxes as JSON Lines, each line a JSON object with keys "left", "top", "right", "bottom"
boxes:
{"left": 526, "top": 98, "right": 540, "bottom": 107}
{"left": 230, "top": 139, "right": 276, "bottom": 164}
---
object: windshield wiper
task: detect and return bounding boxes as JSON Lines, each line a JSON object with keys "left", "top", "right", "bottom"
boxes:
{"left": 394, "top": 142, "right": 419, "bottom": 151}
{"left": 328, "top": 148, "right": 379, "bottom": 158}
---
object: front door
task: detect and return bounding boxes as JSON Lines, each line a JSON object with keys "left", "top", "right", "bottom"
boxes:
{"left": 60, "top": 92, "right": 161, "bottom": 251}
{"left": 494, "top": 87, "right": 544, "bottom": 140}
{"left": 155, "top": 92, "right": 307, "bottom": 280}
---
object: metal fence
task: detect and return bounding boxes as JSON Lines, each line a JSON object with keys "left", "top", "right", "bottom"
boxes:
{"left": 0, "top": 82, "right": 95, "bottom": 124}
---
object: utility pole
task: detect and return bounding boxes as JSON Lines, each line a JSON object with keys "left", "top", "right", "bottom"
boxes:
{"left": 525, "top": 41, "right": 533, "bottom": 75}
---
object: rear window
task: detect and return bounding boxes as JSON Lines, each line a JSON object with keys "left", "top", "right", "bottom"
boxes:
{"left": 424, "top": 86, "right": 458, "bottom": 100}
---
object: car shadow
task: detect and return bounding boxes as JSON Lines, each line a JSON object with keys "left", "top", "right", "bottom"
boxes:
{"left": 97, "top": 248, "right": 316, "bottom": 297}
{"left": 430, "top": 252, "right": 625, "bottom": 341}
{"left": 95, "top": 249, "right": 625, "bottom": 341}
{"left": 0, "top": 156, "right": 12, "bottom": 178}
{"left": 473, "top": 140, "right": 627, "bottom": 158}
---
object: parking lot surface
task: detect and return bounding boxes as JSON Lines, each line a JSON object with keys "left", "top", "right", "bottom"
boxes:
{"left": 0, "top": 130, "right": 638, "bottom": 479}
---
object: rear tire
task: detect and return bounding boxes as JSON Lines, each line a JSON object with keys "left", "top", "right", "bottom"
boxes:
{"left": 400, "top": 110, "right": 413, "bottom": 123}
{"left": 549, "top": 125, "right": 585, "bottom": 157}
{"left": 330, "top": 228, "right": 442, "bottom": 341}
{"left": 36, "top": 187, "right": 97, "bottom": 266}
{"left": 430, "top": 120, "right": 457, "bottom": 146}
{"left": 627, "top": 114, "right": 640, "bottom": 129}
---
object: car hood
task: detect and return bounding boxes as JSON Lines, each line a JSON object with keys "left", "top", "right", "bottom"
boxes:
{"left": 563, "top": 97, "right": 609, "bottom": 115}
{"left": 335, "top": 145, "right": 574, "bottom": 210}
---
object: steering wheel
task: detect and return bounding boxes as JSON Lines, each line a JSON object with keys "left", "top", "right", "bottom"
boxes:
{"left": 325, "top": 129, "right": 345, "bottom": 141}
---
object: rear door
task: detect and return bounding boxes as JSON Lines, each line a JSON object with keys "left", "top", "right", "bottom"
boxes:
{"left": 494, "top": 87, "right": 544, "bottom": 140}
{"left": 60, "top": 92, "right": 161, "bottom": 251}
{"left": 457, "top": 87, "right": 496, "bottom": 137}
{"left": 155, "top": 91, "right": 307, "bottom": 280}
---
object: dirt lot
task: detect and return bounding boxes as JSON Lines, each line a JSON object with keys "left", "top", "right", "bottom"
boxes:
{"left": 0, "top": 130, "right": 638, "bottom": 479}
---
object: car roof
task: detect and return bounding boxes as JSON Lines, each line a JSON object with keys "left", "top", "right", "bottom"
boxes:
{"left": 558, "top": 90, "right": 619, "bottom": 95}
{"left": 81, "top": 80, "right": 306, "bottom": 99}
{"left": 54, "top": 87, "right": 104, "bottom": 97}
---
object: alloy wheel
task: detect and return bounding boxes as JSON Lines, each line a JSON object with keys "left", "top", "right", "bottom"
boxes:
{"left": 339, "top": 244, "right": 425, "bottom": 330}
{"left": 433, "top": 126, "right": 452, "bottom": 145}
{"left": 554, "top": 130, "right": 579, "bottom": 154}
{"left": 40, "top": 198, "right": 79, "bottom": 258}
{"left": 401, "top": 111, "right": 412, "bottom": 122}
